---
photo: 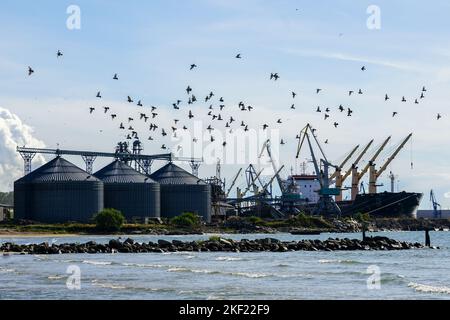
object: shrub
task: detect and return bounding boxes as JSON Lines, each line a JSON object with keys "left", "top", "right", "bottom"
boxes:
{"left": 245, "top": 216, "right": 265, "bottom": 226}
{"left": 170, "top": 212, "right": 201, "bottom": 228}
{"left": 93, "top": 208, "right": 125, "bottom": 232}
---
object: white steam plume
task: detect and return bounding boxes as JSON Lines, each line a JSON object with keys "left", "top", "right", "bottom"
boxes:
{"left": 0, "top": 107, "right": 46, "bottom": 191}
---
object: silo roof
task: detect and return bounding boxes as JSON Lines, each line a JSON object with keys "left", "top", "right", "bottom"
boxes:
{"left": 94, "top": 160, "right": 157, "bottom": 184}
{"left": 16, "top": 156, "right": 100, "bottom": 183}
{"left": 150, "top": 162, "right": 206, "bottom": 185}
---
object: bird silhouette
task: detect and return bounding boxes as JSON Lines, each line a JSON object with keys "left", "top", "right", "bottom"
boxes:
{"left": 358, "top": 89, "right": 363, "bottom": 95}
{"left": 291, "top": 104, "right": 296, "bottom": 110}
{"left": 113, "top": 73, "right": 119, "bottom": 80}
{"left": 190, "top": 64, "right": 197, "bottom": 70}
{"left": 437, "top": 113, "right": 442, "bottom": 120}
{"left": 111, "top": 114, "right": 117, "bottom": 120}
{"left": 349, "top": 91, "right": 354, "bottom": 96}
{"left": 316, "top": 106, "right": 321, "bottom": 113}
{"left": 189, "top": 110, "right": 194, "bottom": 119}
{"left": 292, "top": 92, "right": 297, "bottom": 99}
{"left": 236, "top": 54, "right": 242, "bottom": 59}
{"left": 89, "top": 107, "right": 95, "bottom": 114}
{"left": 96, "top": 91, "right": 102, "bottom": 98}
{"left": 103, "top": 107, "right": 109, "bottom": 113}
{"left": 338, "top": 105, "right": 344, "bottom": 112}
{"left": 402, "top": 96, "right": 406, "bottom": 102}
{"left": 137, "top": 100, "right": 143, "bottom": 107}
{"left": 385, "top": 94, "right": 390, "bottom": 101}
{"left": 28, "top": 67, "right": 34, "bottom": 76}
{"left": 361, "top": 66, "right": 366, "bottom": 71}
{"left": 280, "top": 139, "right": 286, "bottom": 145}
{"left": 186, "top": 86, "right": 192, "bottom": 94}
{"left": 392, "top": 112, "right": 398, "bottom": 117}
{"left": 127, "top": 96, "right": 133, "bottom": 103}
{"left": 316, "top": 89, "right": 322, "bottom": 94}
{"left": 57, "top": 50, "right": 63, "bottom": 58}
{"left": 333, "top": 122, "right": 339, "bottom": 128}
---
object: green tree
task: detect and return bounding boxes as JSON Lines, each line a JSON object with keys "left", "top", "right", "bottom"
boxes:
{"left": 170, "top": 212, "right": 201, "bottom": 228}
{"left": 93, "top": 209, "right": 125, "bottom": 232}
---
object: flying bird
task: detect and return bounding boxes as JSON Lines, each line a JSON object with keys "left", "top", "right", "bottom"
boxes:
{"left": 28, "top": 67, "right": 34, "bottom": 76}
{"left": 190, "top": 64, "right": 197, "bottom": 70}
{"left": 113, "top": 73, "right": 119, "bottom": 80}
{"left": 57, "top": 50, "right": 63, "bottom": 58}
{"left": 236, "top": 53, "right": 242, "bottom": 59}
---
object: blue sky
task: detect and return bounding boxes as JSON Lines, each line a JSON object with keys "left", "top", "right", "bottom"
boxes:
{"left": 1, "top": 0, "right": 450, "bottom": 209}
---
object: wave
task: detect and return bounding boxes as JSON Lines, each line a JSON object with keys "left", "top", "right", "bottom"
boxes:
{"left": 167, "top": 267, "right": 269, "bottom": 278}
{"left": 47, "top": 275, "right": 66, "bottom": 280}
{"left": 408, "top": 282, "right": 450, "bottom": 295}
{"left": 121, "top": 262, "right": 168, "bottom": 269}
{"left": 0, "top": 267, "right": 15, "bottom": 273}
{"left": 318, "top": 259, "right": 362, "bottom": 265}
{"left": 215, "top": 257, "right": 243, "bottom": 261}
{"left": 82, "top": 260, "right": 112, "bottom": 266}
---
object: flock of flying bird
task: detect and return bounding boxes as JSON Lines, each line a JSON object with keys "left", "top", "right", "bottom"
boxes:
{"left": 26, "top": 50, "right": 443, "bottom": 152}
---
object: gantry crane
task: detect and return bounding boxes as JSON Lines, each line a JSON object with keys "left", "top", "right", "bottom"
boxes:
{"left": 296, "top": 124, "right": 341, "bottom": 215}
{"left": 430, "top": 190, "right": 442, "bottom": 219}
{"left": 351, "top": 136, "right": 392, "bottom": 200}
{"left": 334, "top": 140, "right": 374, "bottom": 201}
{"left": 368, "top": 133, "right": 412, "bottom": 194}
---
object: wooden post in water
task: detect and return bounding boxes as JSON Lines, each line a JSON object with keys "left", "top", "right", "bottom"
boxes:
{"left": 425, "top": 229, "right": 431, "bottom": 247}
{"left": 362, "top": 223, "right": 366, "bottom": 241}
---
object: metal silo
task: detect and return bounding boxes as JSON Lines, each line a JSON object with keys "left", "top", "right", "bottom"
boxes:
{"left": 94, "top": 159, "right": 160, "bottom": 221}
{"left": 13, "top": 156, "right": 103, "bottom": 223}
{"left": 150, "top": 162, "right": 211, "bottom": 223}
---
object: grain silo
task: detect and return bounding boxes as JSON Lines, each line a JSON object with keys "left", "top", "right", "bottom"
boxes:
{"left": 94, "top": 159, "right": 160, "bottom": 221}
{"left": 150, "top": 162, "right": 211, "bottom": 223}
{"left": 14, "top": 156, "right": 103, "bottom": 223}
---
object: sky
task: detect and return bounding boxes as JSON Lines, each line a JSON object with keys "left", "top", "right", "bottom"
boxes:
{"left": 0, "top": 0, "right": 449, "bottom": 209}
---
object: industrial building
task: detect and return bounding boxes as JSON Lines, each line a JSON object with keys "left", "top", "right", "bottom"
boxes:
{"left": 94, "top": 160, "right": 160, "bottom": 221}
{"left": 150, "top": 162, "right": 211, "bottom": 223}
{"left": 14, "top": 157, "right": 104, "bottom": 223}
{"left": 0, "top": 204, "right": 13, "bottom": 221}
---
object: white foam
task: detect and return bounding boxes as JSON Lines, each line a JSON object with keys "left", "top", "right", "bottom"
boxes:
{"left": 215, "top": 257, "right": 243, "bottom": 261}
{"left": 408, "top": 282, "right": 450, "bottom": 295}
{"left": 82, "top": 260, "right": 112, "bottom": 266}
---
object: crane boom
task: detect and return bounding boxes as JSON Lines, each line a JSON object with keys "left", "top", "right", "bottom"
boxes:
{"left": 342, "top": 140, "right": 374, "bottom": 181}
{"left": 330, "top": 145, "right": 359, "bottom": 180}
{"left": 226, "top": 168, "right": 242, "bottom": 197}
{"left": 375, "top": 133, "right": 413, "bottom": 178}
{"left": 368, "top": 133, "right": 413, "bottom": 194}
{"left": 257, "top": 166, "right": 285, "bottom": 196}
{"left": 259, "top": 139, "right": 285, "bottom": 193}
{"left": 358, "top": 136, "right": 391, "bottom": 179}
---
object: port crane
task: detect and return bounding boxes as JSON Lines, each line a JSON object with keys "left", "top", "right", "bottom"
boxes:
{"left": 259, "top": 139, "right": 286, "bottom": 194}
{"left": 351, "top": 136, "right": 392, "bottom": 200}
{"left": 226, "top": 168, "right": 243, "bottom": 198}
{"left": 296, "top": 124, "right": 341, "bottom": 215}
{"left": 334, "top": 140, "right": 374, "bottom": 201}
{"left": 368, "top": 133, "right": 412, "bottom": 194}
{"left": 430, "top": 190, "right": 442, "bottom": 219}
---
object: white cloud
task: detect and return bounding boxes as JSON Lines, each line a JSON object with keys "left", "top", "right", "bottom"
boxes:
{"left": 0, "top": 107, "right": 46, "bottom": 191}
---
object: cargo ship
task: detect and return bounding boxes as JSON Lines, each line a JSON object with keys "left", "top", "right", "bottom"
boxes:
{"left": 288, "top": 174, "right": 423, "bottom": 218}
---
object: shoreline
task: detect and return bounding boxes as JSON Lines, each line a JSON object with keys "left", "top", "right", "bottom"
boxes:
{"left": 0, "top": 236, "right": 430, "bottom": 254}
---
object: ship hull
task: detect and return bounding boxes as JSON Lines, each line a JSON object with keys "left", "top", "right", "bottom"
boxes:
{"left": 338, "top": 192, "right": 424, "bottom": 218}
